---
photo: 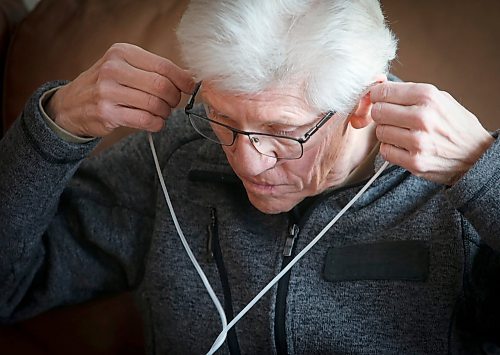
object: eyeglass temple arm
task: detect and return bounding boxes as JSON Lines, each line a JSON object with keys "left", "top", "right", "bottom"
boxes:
{"left": 300, "top": 110, "right": 336, "bottom": 142}
{"left": 185, "top": 82, "right": 203, "bottom": 112}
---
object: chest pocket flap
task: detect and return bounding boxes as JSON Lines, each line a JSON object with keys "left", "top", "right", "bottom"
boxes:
{"left": 323, "top": 240, "right": 429, "bottom": 282}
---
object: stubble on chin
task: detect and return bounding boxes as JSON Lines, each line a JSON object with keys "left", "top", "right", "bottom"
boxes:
{"left": 247, "top": 191, "right": 300, "bottom": 215}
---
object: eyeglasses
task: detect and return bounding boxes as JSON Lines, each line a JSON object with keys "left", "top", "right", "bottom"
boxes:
{"left": 184, "top": 82, "right": 336, "bottom": 160}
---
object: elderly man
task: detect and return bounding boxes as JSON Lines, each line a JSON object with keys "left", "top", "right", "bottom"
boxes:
{"left": 1, "top": 0, "right": 498, "bottom": 354}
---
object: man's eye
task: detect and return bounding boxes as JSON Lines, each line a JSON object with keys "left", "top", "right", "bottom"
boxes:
{"left": 206, "top": 105, "right": 232, "bottom": 123}
{"left": 269, "top": 127, "right": 301, "bottom": 137}
{"left": 273, "top": 129, "right": 294, "bottom": 136}
{"left": 269, "top": 124, "right": 307, "bottom": 136}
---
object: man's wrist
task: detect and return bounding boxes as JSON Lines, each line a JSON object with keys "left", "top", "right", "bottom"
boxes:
{"left": 40, "top": 86, "right": 95, "bottom": 144}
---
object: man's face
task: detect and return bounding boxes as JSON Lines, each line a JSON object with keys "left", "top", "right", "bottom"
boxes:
{"left": 201, "top": 81, "right": 353, "bottom": 214}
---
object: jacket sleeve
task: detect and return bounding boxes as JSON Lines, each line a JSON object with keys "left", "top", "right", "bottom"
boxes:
{"left": 0, "top": 82, "right": 161, "bottom": 323}
{"left": 446, "top": 131, "right": 500, "bottom": 250}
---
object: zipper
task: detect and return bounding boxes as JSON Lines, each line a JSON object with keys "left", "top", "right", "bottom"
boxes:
{"left": 208, "top": 208, "right": 241, "bottom": 355}
{"left": 275, "top": 222, "right": 300, "bottom": 355}
{"left": 283, "top": 224, "right": 300, "bottom": 257}
{"left": 206, "top": 211, "right": 215, "bottom": 262}
{"left": 273, "top": 166, "right": 400, "bottom": 354}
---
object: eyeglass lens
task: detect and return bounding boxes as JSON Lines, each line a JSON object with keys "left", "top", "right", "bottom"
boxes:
{"left": 189, "top": 113, "right": 303, "bottom": 159}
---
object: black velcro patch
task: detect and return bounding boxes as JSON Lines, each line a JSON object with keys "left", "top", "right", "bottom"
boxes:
{"left": 323, "top": 240, "right": 429, "bottom": 282}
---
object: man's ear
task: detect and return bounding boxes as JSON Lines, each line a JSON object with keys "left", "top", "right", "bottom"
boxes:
{"left": 349, "top": 74, "right": 388, "bottom": 129}
{"left": 349, "top": 92, "right": 373, "bottom": 129}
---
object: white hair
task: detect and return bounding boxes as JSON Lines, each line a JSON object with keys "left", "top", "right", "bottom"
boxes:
{"left": 177, "top": 0, "right": 397, "bottom": 115}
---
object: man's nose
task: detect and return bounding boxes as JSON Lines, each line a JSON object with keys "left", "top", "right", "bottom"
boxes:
{"left": 229, "top": 135, "right": 277, "bottom": 175}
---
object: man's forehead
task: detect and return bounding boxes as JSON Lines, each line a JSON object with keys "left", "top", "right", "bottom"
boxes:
{"left": 201, "top": 82, "right": 319, "bottom": 125}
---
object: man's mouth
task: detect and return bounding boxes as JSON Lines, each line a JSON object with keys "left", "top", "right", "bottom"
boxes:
{"left": 243, "top": 179, "right": 283, "bottom": 194}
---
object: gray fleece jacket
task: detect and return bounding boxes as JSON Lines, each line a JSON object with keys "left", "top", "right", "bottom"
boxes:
{"left": 1, "top": 81, "right": 500, "bottom": 354}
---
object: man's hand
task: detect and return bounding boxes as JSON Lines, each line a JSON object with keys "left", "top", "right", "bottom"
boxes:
{"left": 45, "top": 43, "right": 195, "bottom": 137}
{"left": 370, "top": 81, "right": 494, "bottom": 186}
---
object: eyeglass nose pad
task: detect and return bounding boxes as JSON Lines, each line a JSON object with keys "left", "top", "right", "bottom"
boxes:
{"left": 247, "top": 134, "right": 279, "bottom": 159}
{"left": 244, "top": 134, "right": 262, "bottom": 155}
{"left": 249, "top": 136, "right": 260, "bottom": 145}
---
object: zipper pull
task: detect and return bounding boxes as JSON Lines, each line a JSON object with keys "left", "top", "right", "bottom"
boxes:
{"left": 206, "top": 208, "right": 216, "bottom": 262}
{"left": 283, "top": 224, "right": 299, "bottom": 257}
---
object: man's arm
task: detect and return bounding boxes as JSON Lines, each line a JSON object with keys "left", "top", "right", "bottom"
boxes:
{"left": 370, "top": 80, "right": 499, "bottom": 247}
{"left": 0, "top": 43, "right": 194, "bottom": 322}
{"left": 446, "top": 131, "right": 500, "bottom": 250}
{"left": 0, "top": 81, "right": 104, "bottom": 321}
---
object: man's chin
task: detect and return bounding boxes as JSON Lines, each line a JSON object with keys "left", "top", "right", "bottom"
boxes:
{"left": 247, "top": 192, "right": 296, "bottom": 215}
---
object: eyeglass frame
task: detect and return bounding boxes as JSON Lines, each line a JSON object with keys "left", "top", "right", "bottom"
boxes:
{"left": 184, "top": 81, "right": 336, "bottom": 160}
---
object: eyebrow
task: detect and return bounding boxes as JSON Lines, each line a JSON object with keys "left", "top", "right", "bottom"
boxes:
{"left": 208, "top": 105, "right": 318, "bottom": 130}
{"left": 264, "top": 114, "right": 321, "bottom": 128}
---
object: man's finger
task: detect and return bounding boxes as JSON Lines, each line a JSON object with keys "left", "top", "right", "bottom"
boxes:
{"left": 109, "top": 43, "right": 195, "bottom": 94}
{"left": 375, "top": 124, "right": 412, "bottom": 151}
{"left": 104, "top": 61, "right": 182, "bottom": 108}
{"left": 113, "top": 85, "right": 172, "bottom": 118}
{"left": 112, "top": 105, "right": 167, "bottom": 132}
{"left": 371, "top": 101, "right": 421, "bottom": 129}
{"left": 380, "top": 142, "right": 411, "bottom": 169}
{"left": 370, "top": 81, "right": 439, "bottom": 106}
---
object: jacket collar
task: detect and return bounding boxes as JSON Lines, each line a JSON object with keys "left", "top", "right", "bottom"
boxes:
{"left": 188, "top": 139, "right": 241, "bottom": 186}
